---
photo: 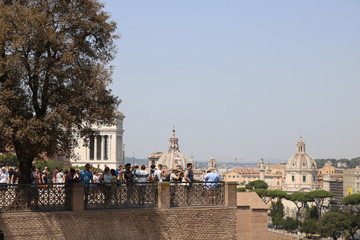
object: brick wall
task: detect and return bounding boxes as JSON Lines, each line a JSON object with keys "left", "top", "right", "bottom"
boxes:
{"left": 0, "top": 206, "right": 237, "bottom": 240}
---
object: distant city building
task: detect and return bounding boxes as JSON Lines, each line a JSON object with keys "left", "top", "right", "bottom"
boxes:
{"left": 223, "top": 163, "right": 284, "bottom": 189}
{"left": 151, "top": 128, "right": 191, "bottom": 171}
{"left": 343, "top": 168, "right": 360, "bottom": 196}
{"left": 148, "top": 152, "right": 163, "bottom": 168}
{"left": 317, "top": 161, "right": 343, "bottom": 189}
{"left": 263, "top": 164, "right": 285, "bottom": 190}
{"left": 70, "top": 112, "right": 125, "bottom": 170}
{"left": 323, "top": 175, "right": 343, "bottom": 205}
{"left": 224, "top": 168, "right": 260, "bottom": 185}
{"left": 208, "top": 156, "right": 217, "bottom": 171}
{"left": 282, "top": 140, "right": 317, "bottom": 193}
{"left": 337, "top": 161, "right": 348, "bottom": 168}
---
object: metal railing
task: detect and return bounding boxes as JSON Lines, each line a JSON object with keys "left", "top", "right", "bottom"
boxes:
{"left": 0, "top": 181, "right": 227, "bottom": 212}
{"left": 170, "top": 181, "right": 225, "bottom": 207}
{"left": 0, "top": 183, "right": 70, "bottom": 212}
{"left": 85, "top": 182, "right": 158, "bottom": 210}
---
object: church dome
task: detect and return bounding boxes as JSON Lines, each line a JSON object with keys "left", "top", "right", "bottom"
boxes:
{"left": 285, "top": 140, "right": 317, "bottom": 171}
{"left": 157, "top": 128, "right": 190, "bottom": 170}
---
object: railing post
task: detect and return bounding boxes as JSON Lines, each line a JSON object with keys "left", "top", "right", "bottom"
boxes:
{"left": 71, "top": 183, "right": 84, "bottom": 211}
{"left": 225, "top": 181, "right": 237, "bottom": 207}
{"left": 157, "top": 182, "right": 170, "bottom": 209}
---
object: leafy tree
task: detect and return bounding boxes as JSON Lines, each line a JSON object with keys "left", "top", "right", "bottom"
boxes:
{"left": 0, "top": 0, "right": 119, "bottom": 183}
{"left": 314, "top": 158, "right": 337, "bottom": 168}
{"left": 300, "top": 218, "right": 317, "bottom": 237}
{"left": 345, "top": 213, "right": 360, "bottom": 240}
{"left": 349, "top": 157, "right": 360, "bottom": 169}
{"left": 269, "top": 201, "right": 285, "bottom": 227}
{"left": 306, "top": 190, "right": 334, "bottom": 216}
{"left": 265, "top": 189, "right": 288, "bottom": 203}
{"left": 304, "top": 206, "right": 319, "bottom": 220}
{"left": 253, "top": 189, "right": 271, "bottom": 204}
{"left": 281, "top": 217, "right": 301, "bottom": 233}
{"left": 342, "top": 194, "right": 360, "bottom": 214}
{"left": 245, "top": 180, "right": 268, "bottom": 190}
{"left": 317, "top": 212, "right": 352, "bottom": 240}
{"left": 288, "top": 192, "right": 312, "bottom": 220}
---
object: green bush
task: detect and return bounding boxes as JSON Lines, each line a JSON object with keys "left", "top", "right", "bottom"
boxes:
{"left": 0, "top": 153, "right": 18, "bottom": 167}
{"left": 236, "top": 187, "right": 246, "bottom": 192}
{"left": 281, "top": 217, "right": 301, "bottom": 232}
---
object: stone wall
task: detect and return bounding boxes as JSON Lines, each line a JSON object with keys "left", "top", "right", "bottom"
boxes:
{"left": 0, "top": 206, "right": 237, "bottom": 240}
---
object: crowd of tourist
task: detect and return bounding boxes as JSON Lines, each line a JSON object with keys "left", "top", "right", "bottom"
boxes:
{"left": 0, "top": 162, "right": 221, "bottom": 186}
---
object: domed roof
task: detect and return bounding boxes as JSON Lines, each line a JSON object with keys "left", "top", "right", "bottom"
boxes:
{"left": 286, "top": 140, "right": 317, "bottom": 171}
{"left": 157, "top": 128, "right": 190, "bottom": 170}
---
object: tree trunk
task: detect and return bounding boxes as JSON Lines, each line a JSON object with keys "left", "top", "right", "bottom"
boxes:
{"left": 14, "top": 141, "right": 37, "bottom": 184}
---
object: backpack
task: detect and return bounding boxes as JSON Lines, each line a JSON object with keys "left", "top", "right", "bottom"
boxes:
{"left": 164, "top": 173, "right": 171, "bottom": 182}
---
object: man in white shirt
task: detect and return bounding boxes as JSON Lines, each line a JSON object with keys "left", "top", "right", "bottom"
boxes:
{"left": 154, "top": 164, "right": 165, "bottom": 182}
{"left": 135, "top": 165, "right": 150, "bottom": 205}
{"left": 0, "top": 167, "right": 9, "bottom": 184}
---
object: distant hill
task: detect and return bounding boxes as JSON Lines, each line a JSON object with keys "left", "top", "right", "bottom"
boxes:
{"left": 315, "top": 157, "right": 360, "bottom": 168}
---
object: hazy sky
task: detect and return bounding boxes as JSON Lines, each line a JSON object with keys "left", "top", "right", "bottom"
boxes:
{"left": 102, "top": 0, "right": 360, "bottom": 163}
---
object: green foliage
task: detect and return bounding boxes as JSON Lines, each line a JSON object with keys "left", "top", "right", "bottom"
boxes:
{"left": 314, "top": 159, "right": 337, "bottom": 168}
{"left": 269, "top": 201, "right": 285, "bottom": 227}
{"left": 236, "top": 187, "right": 246, "bottom": 192}
{"left": 253, "top": 189, "right": 271, "bottom": 204}
{"left": 342, "top": 193, "right": 360, "bottom": 213}
{"left": 245, "top": 180, "right": 268, "bottom": 190}
{"left": 0, "top": 0, "right": 119, "bottom": 183}
{"left": 289, "top": 192, "right": 312, "bottom": 220}
{"left": 343, "top": 213, "right": 360, "bottom": 240}
{"left": 0, "top": 153, "right": 18, "bottom": 167}
{"left": 266, "top": 189, "right": 289, "bottom": 202}
{"left": 314, "top": 157, "right": 360, "bottom": 169}
{"left": 349, "top": 157, "right": 360, "bottom": 169}
{"left": 281, "top": 217, "right": 301, "bottom": 232}
{"left": 305, "top": 206, "right": 319, "bottom": 220}
{"left": 306, "top": 190, "right": 334, "bottom": 216}
{"left": 317, "top": 212, "right": 352, "bottom": 240}
{"left": 32, "top": 161, "right": 65, "bottom": 172}
{"left": 300, "top": 218, "right": 318, "bottom": 236}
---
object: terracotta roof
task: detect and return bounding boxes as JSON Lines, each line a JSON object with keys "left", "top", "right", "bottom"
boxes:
{"left": 237, "top": 192, "right": 268, "bottom": 210}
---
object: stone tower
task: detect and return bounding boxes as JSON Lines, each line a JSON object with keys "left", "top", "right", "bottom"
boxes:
{"left": 259, "top": 158, "right": 265, "bottom": 181}
{"left": 208, "top": 156, "right": 217, "bottom": 170}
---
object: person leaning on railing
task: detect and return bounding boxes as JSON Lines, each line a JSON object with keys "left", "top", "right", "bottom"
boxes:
{"left": 203, "top": 167, "right": 220, "bottom": 188}
{"left": 123, "top": 163, "right": 134, "bottom": 205}
{"left": 101, "top": 167, "right": 113, "bottom": 204}
{"left": 80, "top": 164, "right": 93, "bottom": 206}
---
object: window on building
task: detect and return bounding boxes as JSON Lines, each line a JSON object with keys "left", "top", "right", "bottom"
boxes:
{"left": 104, "top": 135, "right": 108, "bottom": 160}
{"left": 292, "top": 176, "right": 295, "bottom": 182}
{"left": 89, "top": 136, "right": 94, "bottom": 160}
{"left": 303, "top": 175, "right": 306, "bottom": 182}
{"left": 96, "top": 135, "right": 102, "bottom": 160}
